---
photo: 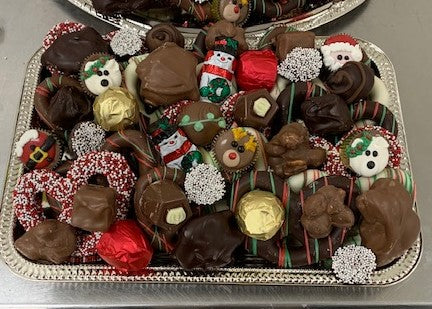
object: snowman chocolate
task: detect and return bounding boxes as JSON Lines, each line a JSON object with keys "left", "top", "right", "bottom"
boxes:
{"left": 212, "top": 127, "right": 258, "bottom": 173}
{"left": 80, "top": 53, "right": 122, "bottom": 96}
{"left": 149, "top": 118, "right": 203, "bottom": 171}
{"left": 344, "top": 131, "right": 390, "bottom": 177}
{"left": 199, "top": 37, "right": 238, "bottom": 104}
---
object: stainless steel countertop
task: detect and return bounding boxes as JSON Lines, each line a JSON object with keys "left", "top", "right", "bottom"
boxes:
{"left": 1, "top": 0, "right": 431, "bottom": 307}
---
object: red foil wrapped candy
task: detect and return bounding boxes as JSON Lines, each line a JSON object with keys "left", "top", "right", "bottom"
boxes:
{"left": 96, "top": 220, "right": 153, "bottom": 272}
{"left": 236, "top": 50, "right": 278, "bottom": 92}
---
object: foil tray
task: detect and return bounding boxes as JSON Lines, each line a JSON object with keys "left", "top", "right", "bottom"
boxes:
{"left": 66, "top": 0, "right": 366, "bottom": 37}
{"left": 0, "top": 37, "right": 421, "bottom": 284}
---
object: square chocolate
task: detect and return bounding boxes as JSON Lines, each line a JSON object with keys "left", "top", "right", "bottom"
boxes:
{"left": 233, "top": 89, "right": 279, "bottom": 129}
{"left": 71, "top": 184, "right": 117, "bottom": 232}
{"left": 275, "top": 31, "right": 316, "bottom": 61}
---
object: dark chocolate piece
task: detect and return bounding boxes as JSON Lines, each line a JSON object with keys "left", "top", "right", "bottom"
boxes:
{"left": 92, "top": 0, "right": 151, "bottom": 15}
{"left": 357, "top": 178, "right": 420, "bottom": 267}
{"left": 71, "top": 184, "right": 117, "bottom": 232}
{"left": 46, "top": 86, "right": 93, "bottom": 130}
{"left": 41, "top": 27, "right": 109, "bottom": 75}
{"left": 175, "top": 211, "right": 244, "bottom": 269}
{"left": 301, "top": 94, "right": 353, "bottom": 136}
{"left": 325, "top": 61, "right": 375, "bottom": 104}
{"left": 136, "top": 43, "right": 200, "bottom": 106}
{"left": 14, "top": 219, "right": 76, "bottom": 264}
{"left": 145, "top": 23, "right": 185, "bottom": 52}
{"left": 265, "top": 123, "right": 326, "bottom": 178}
{"left": 233, "top": 89, "right": 279, "bottom": 129}
{"left": 300, "top": 185, "right": 355, "bottom": 239}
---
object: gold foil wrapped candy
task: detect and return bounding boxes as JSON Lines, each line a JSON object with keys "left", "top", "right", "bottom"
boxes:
{"left": 235, "top": 190, "right": 285, "bottom": 241}
{"left": 93, "top": 87, "right": 138, "bottom": 131}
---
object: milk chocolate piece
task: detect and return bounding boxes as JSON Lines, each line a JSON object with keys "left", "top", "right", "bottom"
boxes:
{"left": 145, "top": 23, "right": 185, "bottom": 52}
{"left": 177, "top": 101, "right": 226, "bottom": 146}
{"left": 41, "top": 27, "right": 109, "bottom": 75}
{"left": 300, "top": 185, "right": 355, "bottom": 239}
{"left": 205, "top": 20, "right": 248, "bottom": 55}
{"left": 325, "top": 61, "right": 375, "bottom": 104}
{"left": 175, "top": 211, "right": 244, "bottom": 269}
{"left": 265, "top": 123, "right": 326, "bottom": 178}
{"left": 233, "top": 89, "right": 279, "bottom": 129}
{"left": 274, "top": 31, "right": 315, "bottom": 61}
{"left": 46, "top": 86, "right": 93, "bottom": 130}
{"left": 14, "top": 219, "right": 76, "bottom": 264}
{"left": 71, "top": 184, "right": 117, "bottom": 232}
{"left": 301, "top": 94, "right": 353, "bottom": 136}
{"left": 92, "top": 0, "right": 151, "bottom": 15}
{"left": 135, "top": 179, "right": 192, "bottom": 234}
{"left": 136, "top": 43, "right": 200, "bottom": 106}
{"left": 357, "top": 178, "right": 420, "bottom": 267}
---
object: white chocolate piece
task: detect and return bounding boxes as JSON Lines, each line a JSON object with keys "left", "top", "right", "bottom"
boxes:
{"left": 349, "top": 136, "right": 389, "bottom": 177}
{"left": 253, "top": 98, "right": 271, "bottom": 117}
{"left": 270, "top": 75, "right": 290, "bottom": 100}
{"left": 287, "top": 169, "right": 327, "bottom": 193}
{"left": 369, "top": 76, "right": 390, "bottom": 107}
{"left": 84, "top": 59, "right": 122, "bottom": 96}
{"left": 166, "top": 207, "right": 187, "bottom": 225}
{"left": 124, "top": 54, "right": 149, "bottom": 108}
{"left": 355, "top": 168, "right": 415, "bottom": 194}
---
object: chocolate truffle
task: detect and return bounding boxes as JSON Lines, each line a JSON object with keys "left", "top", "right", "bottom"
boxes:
{"left": 14, "top": 219, "right": 76, "bottom": 264}
{"left": 177, "top": 101, "right": 227, "bottom": 146}
{"left": 135, "top": 179, "right": 192, "bottom": 234}
{"left": 233, "top": 89, "right": 279, "bottom": 129}
{"left": 357, "top": 178, "right": 420, "bottom": 267}
{"left": 235, "top": 190, "right": 285, "bottom": 241}
{"left": 175, "top": 211, "right": 244, "bottom": 269}
{"left": 205, "top": 20, "right": 248, "bottom": 55}
{"left": 325, "top": 61, "right": 375, "bottom": 104}
{"left": 301, "top": 93, "right": 353, "bottom": 136}
{"left": 92, "top": 0, "right": 151, "bottom": 15}
{"left": 265, "top": 123, "right": 326, "bottom": 178}
{"left": 274, "top": 31, "right": 316, "bottom": 61}
{"left": 212, "top": 127, "right": 258, "bottom": 173}
{"left": 145, "top": 23, "right": 185, "bottom": 52}
{"left": 136, "top": 43, "right": 200, "bottom": 106}
{"left": 300, "top": 185, "right": 355, "bottom": 239}
{"left": 71, "top": 184, "right": 117, "bottom": 232}
{"left": 47, "top": 86, "right": 93, "bottom": 129}
{"left": 41, "top": 27, "right": 109, "bottom": 75}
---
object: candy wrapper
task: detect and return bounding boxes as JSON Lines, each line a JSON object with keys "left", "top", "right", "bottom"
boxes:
{"left": 236, "top": 50, "right": 278, "bottom": 92}
{"left": 96, "top": 220, "right": 153, "bottom": 272}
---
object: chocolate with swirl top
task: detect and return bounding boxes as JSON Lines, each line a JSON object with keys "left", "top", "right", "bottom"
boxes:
{"left": 145, "top": 24, "right": 185, "bottom": 52}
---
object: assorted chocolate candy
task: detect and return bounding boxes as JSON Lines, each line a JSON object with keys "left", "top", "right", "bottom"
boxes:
{"left": 11, "top": 21, "right": 419, "bottom": 284}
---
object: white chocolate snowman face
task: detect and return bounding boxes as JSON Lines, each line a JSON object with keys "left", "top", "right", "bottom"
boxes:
{"left": 158, "top": 131, "right": 188, "bottom": 156}
{"left": 349, "top": 136, "right": 389, "bottom": 177}
{"left": 210, "top": 51, "right": 235, "bottom": 70}
{"left": 84, "top": 59, "right": 122, "bottom": 96}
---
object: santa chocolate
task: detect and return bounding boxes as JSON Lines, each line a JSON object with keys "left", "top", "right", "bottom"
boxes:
{"left": 199, "top": 37, "right": 238, "bottom": 104}
{"left": 149, "top": 118, "right": 203, "bottom": 171}
{"left": 320, "top": 34, "right": 363, "bottom": 72}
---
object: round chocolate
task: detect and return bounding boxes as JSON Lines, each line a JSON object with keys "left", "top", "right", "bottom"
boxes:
{"left": 69, "top": 121, "right": 106, "bottom": 157}
{"left": 93, "top": 87, "right": 139, "bottom": 131}
{"left": 212, "top": 127, "right": 258, "bottom": 173}
{"left": 14, "top": 219, "right": 76, "bottom": 264}
{"left": 235, "top": 190, "right": 285, "bottom": 241}
{"left": 145, "top": 23, "right": 185, "bottom": 52}
{"left": 175, "top": 211, "right": 244, "bottom": 269}
{"left": 177, "top": 101, "right": 226, "bottom": 146}
{"left": 325, "top": 61, "right": 375, "bottom": 104}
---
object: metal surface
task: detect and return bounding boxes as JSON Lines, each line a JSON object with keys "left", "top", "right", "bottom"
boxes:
{"left": 66, "top": 0, "right": 366, "bottom": 36}
{"left": 0, "top": 0, "right": 432, "bottom": 307}
{"left": 0, "top": 39, "right": 421, "bottom": 285}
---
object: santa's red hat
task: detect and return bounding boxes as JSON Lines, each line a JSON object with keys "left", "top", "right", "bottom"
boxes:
{"left": 320, "top": 34, "right": 363, "bottom": 69}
